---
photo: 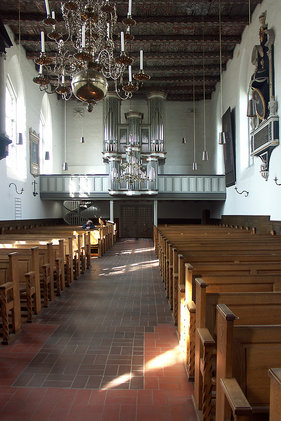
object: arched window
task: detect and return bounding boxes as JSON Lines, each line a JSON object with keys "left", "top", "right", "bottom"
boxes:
{"left": 40, "top": 94, "right": 52, "bottom": 173}
{"left": 5, "top": 76, "right": 17, "bottom": 166}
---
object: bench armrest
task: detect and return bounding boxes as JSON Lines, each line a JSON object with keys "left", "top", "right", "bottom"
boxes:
{"left": 0, "top": 281, "right": 14, "bottom": 292}
{"left": 41, "top": 263, "right": 50, "bottom": 270}
{"left": 186, "top": 300, "right": 196, "bottom": 313}
{"left": 197, "top": 328, "right": 215, "bottom": 346}
{"left": 178, "top": 283, "right": 185, "bottom": 293}
{"left": 220, "top": 378, "right": 252, "bottom": 417}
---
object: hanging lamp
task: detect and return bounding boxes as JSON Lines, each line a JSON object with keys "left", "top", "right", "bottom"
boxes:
{"left": 202, "top": 22, "right": 208, "bottom": 160}
{"left": 192, "top": 61, "right": 197, "bottom": 171}
{"left": 218, "top": 0, "right": 226, "bottom": 145}
{"left": 62, "top": 101, "right": 68, "bottom": 171}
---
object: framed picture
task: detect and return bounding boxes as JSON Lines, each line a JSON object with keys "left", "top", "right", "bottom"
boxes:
{"left": 222, "top": 107, "right": 236, "bottom": 187}
{"left": 29, "top": 128, "right": 40, "bottom": 177}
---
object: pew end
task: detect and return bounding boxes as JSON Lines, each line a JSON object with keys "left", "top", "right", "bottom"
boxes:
{"left": 220, "top": 378, "right": 252, "bottom": 421}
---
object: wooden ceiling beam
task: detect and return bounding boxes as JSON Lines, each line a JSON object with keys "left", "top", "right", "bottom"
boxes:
{"left": 26, "top": 50, "right": 233, "bottom": 61}
{"left": 16, "top": 33, "right": 241, "bottom": 44}
{"left": 0, "top": 11, "right": 249, "bottom": 25}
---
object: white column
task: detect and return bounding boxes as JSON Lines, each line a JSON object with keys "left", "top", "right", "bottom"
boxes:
{"left": 153, "top": 199, "right": 158, "bottom": 227}
{"left": 110, "top": 200, "right": 114, "bottom": 222}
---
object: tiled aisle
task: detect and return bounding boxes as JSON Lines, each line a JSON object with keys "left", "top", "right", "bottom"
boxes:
{"left": 0, "top": 239, "right": 196, "bottom": 421}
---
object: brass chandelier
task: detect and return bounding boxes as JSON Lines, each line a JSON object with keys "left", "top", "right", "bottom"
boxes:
{"left": 114, "top": 144, "right": 147, "bottom": 186}
{"left": 33, "top": 0, "right": 150, "bottom": 111}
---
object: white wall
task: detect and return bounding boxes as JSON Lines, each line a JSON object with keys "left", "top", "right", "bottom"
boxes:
{"left": 63, "top": 96, "right": 217, "bottom": 176}
{"left": 0, "top": 26, "right": 64, "bottom": 220}
{"left": 211, "top": 0, "right": 281, "bottom": 220}
{"left": 4, "top": 0, "right": 281, "bottom": 223}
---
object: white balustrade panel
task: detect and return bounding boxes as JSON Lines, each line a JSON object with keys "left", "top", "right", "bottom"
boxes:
{"left": 40, "top": 174, "right": 225, "bottom": 197}
{"left": 158, "top": 175, "right": 225, "bottom": 194}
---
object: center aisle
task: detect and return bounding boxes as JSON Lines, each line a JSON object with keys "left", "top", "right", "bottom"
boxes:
{"left": 0, "top": 239, "right": 196, "bottom": 421}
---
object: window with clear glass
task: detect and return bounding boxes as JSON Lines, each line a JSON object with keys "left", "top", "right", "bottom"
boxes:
{"left": 40, "top": 112, "right": 46, "bottom": 168}
{"left": 5, "top": 77, "right": 17, "bottom": 143}
{"left": 5, "top": 77, "right": 17, "bottom": 166}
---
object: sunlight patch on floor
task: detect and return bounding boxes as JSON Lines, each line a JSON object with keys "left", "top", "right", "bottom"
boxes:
{"left": 145, "top": 345, "right": 184, "bottom": 370}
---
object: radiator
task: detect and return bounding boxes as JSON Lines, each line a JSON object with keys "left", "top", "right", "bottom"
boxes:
{"left": 250, "top": 116, "right": 279, "bottom": 155}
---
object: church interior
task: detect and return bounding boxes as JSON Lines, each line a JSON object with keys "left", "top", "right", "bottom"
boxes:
{"left": 0, "top": 0, "right": 280, "bottom": 419}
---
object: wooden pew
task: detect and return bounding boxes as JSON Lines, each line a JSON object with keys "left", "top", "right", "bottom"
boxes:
{"left": 15, "top": 224, "right": 101, "bottom": 259}
{"left": 0, "top": 248, "right": 41, "bottom": 323}
{"left": 165, "top": 243, "right": 281, "bottom": 319}
{"left": 216, "top": 304, "right": 281, "bottom": 421}
{"left": 269, "top": 368, "right": 281, "bottom": 421}
{"left": 194, "top": 279, "right": 281, "bottom": 420}
{"left": 0, "top": 244, "right": 54, "bottom": 307}
{"left": 0, "top": 235, "right": 76, "bottom": 289}
{"left": 0, "top": 253, "right": 21, "bottom": 343}
{"left": 181, "top": 260, "right": 281, "bottom": 378}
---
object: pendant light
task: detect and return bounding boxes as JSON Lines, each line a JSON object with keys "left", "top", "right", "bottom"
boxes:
{"left": 202, "top": 22, "right": 208, "bottom": 160}
{"left": 80, "top": 113, "right": 85, "bottom": 143}
{"left": 192, "top": 61, "right": 197, "bottom": 171}
{"left": 218, "top": 0, "right": 226, "bottom": 145}
{"left": 62, "top": 101, "right": 68, "bottom": 171}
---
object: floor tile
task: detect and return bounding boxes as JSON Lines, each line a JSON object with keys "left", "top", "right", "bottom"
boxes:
{"left": 0, "top": 239, "right": 196, "bottom": 420}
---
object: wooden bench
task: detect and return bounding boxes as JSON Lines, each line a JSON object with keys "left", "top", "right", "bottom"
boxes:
{"left": 0, "top": 234, "right": 77, "bottom": 288}
{"left": 17, "top": 224, "right": 108, "bottom": 258}
{"left": 0, "top": 244, "right": 54, "bottom": 307}
{"left": 181, "top": 260, "right": 281, "bottom": 377}
{"left": 194, "top": 279, "right": 281, "bottom": 420}
{"left": 0, "top": 253, "right": 21, "bottom": 343}
{"left": 0, "top": 248, "right": 41, "bottom": 323}
{"left": 164, "top": 244, "right": 281, "bottom": 318}
{"left": 216, "top": 304, "right": 281, "bottom": 421}
{"left": 269, "top": 368, "right": 281, "bottom": 421}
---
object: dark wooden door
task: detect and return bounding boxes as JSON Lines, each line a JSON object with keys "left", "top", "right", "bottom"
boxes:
{"left": 119, "top": 204, "right": 153, "bottom": 238}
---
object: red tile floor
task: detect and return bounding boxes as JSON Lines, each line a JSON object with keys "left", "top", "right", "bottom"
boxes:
{"left": 0, "top": 239, "right": 196, "bottom": 420}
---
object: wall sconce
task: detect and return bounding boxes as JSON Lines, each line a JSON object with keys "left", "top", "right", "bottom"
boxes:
{"left": 80, "top": 136, "right": 85, "bottom": 144}
{"left": 16, "top": 133, "right": 23, "bottom": 145}
{"left": 32, "top": 180, "right": 38, "bottom": 197}
{"left": 235, "top": 186, "right": 249, "bottom": 197}
{"left": 273, "top": 177, "right": 281, "bottom": 186}
{"left": 45, "top": 151, "right": 50, "bottom": 160}
{"left": 9, "top": 182, "right": 24, "bottom": 194}
{"left": 182, "top": 137, "right": 187, "bottom": 144}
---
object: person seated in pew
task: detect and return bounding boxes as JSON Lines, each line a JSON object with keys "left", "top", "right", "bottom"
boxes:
{"left": 82, "top": 220, "right": 95, "bottom": 230}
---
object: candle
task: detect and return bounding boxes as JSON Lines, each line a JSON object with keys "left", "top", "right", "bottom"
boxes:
{"left": 44, "top": 0, "right": 50, "bottom": 16}
{"left": 128, "top": 65, "right": 132, "bottom": 82}
{"left": 106, "top": 23, "right": 110, "bottom": 40}
{"left": 52, "top": 11, "right": 55, "bottom": 30}
{"left": 41, "top": 31, "right": 45, "bottom": 53}
{"left": 128, "top": 0, "right": 132, "bottom": 16}
{"left": 120, "top": 31, "right": 125, "bottom": 52}
{"left": 39, "top": 65, "right": 43, "bottom": 74}
{"left": 140, "top": 50, "right": 143, "bottom": 70}
{"left": 62, "top": 69, "right": 65, "bottom": 84}
{"left": 81, "top": 24, "right": 86, "bottom": 48}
